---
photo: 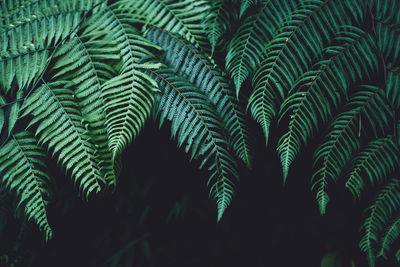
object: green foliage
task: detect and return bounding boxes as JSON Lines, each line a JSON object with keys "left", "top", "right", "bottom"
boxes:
{"left": 1, "top": 0, "right": 400, "bottom": 266}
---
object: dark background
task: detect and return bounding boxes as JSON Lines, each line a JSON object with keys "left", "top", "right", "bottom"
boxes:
{"left": 1, "top": 112, "right": 396, "bottom": 267}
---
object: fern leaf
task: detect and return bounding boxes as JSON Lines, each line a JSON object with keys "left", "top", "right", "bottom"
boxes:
{"left": 277, "top": 26, "right": 377, "bottom": 183}
{"left": 387, "top": 67, "right": 400, "bottom": 109}
{"left": 149, "top": 67, "right": 239, "bottom": 221}
{"left": 226, "top": 0, "right": 297, "bottom": 94}
{"left": 85, "top": 5, "right": 161, "bottom": 158}
{"left": 0, "top": 130, "right": 53, "bottom": 241}
{"left": 0, "top": 0, "right": 100, "bottom": 92}
{"left": 379, "top": 214, "right": 400, "bottom": 260}
{"left": 21, "top": 81, "right": 104, "bottom": 199}
{"left": 345, "top": 136, "right": 399, "bottom": 199}
{"left": 146, "top": 28, "right": 252, "bottom": 168}
{"left": 51, "top": 22, "right": 120, "bottom": 189}
{"left": 360, "top": 178, "right": 400, "bottom": 267}
{"left": 311, "top": 86, "right": 391, "bottom": 214}
{"left": 202, "top": 0, "right": 233, "bottom": 55}
{"left": 249, "top": 1, "right": 365, "bottom": 147}
{"left": 119, "top": 0, "right": 210, "bottom": 52}
{"left": 376, "top": 22, "right": 400, "bottom": 65}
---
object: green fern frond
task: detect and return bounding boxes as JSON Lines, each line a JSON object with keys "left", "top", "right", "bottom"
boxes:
{"left": 360, "top": 178, "right": 400, "bottom": 267}
{"left": 149, "top": 67, "right": 239, "bottom": 221}
{"left": 0, "top": 130, "right": 52, "bottom": 241}
{"left": 311, "top": 86, "right": 391, "bottom": 214}
{"left": 371, "top": 0, "right": 400, "bottom": 25}
{"left": 146, "top": 28, "right": 252, "bottom": 168}
{"left": 21, "top": 81, "right": 105, "bottom": 199}
{"left": 379, "top": 214, "right": 400, "bottom": 260}
{"left": 249, "top": 1, "right": 366, "bottom": 147}
{"left": 0, "top": 0, "right": 100, "bottom": 92}
{"left": 387, "top": 67, "right": 400, "bottom": 109}
{"left": 85, "top": 5, "right": 161, "bottom": 158}
{"left": 226, "top": 0, "right": 298, "bottom": 94}
{"left": 376, "top": 22, "right": 400, "bottom": 67}
{"left": 51, "top": 20, "right": 120, "bottom": 189}
{"left": 277, "top": 26, "right": 377, "bottom": 183}
{"left": 120, "top": 0, "right": 210, "bottom": 52}
{"left": 345, "top": 136, "right": 399, "bottom": 199}
{"left": 202, "top": 0, "right": 233, "bottom": 55}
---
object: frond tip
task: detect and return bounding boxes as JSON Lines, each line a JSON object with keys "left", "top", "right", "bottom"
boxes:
{"left": 0, "top": 131, "right": 53, "bottom": 241}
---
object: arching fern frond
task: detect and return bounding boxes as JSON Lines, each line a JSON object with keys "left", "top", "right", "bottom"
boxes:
{"left": 360, "top": 178, "right": 400, "bottom": 267}
{"left": 277, "top": 26, "right": 377, "bottom": 183}
{"left": 50, "top": 19, "right": 120, "bottom": 189}
{"left": 249, "top": 0, "right": 365, "bottom": 148}
{"left": 21, "top": 81, "right": 104, "bottom": 199}
{"left": 0, "top": 0, "right": 100, "bottom": 93}
{"left": 149, "top": 67, "right": 238, "bottom": 221}
{"left": 86, "top": 5, "right": 161, "bottom": 158}
{"left": 119, "top": 0, "right": 210, "bottom": 52}
{"left": 146, "top": 28, "right": 252, "bottom": 168}
{"left": 226, "top": 0, "right": 297, "bottom": 94}
{"left": 376, "top": 22, "right": 400, "bottom": 65}
{"left": 311, "top": 86, "right": 391, "bottom": 214}
{"left": 0, "top": 130, "right": 52, "bottom": 241}
{"left": 345, "top": 136, "right": 399, "bottom": 199}
{"left": 387, "top": 67, "right": 400, "bottom": 109}
{"left": 379, "top": 214, "right": 400, "bottom": 260}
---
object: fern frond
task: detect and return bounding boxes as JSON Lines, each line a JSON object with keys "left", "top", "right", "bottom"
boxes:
{"left": 371, "top": 0, "right": 400, "bottom": 26}
{"left": 21, "top": 81, "right": 104, "bottom": 198}
{"left": 51, "top": 21, "right": 120, "bottom": 189}
{"left": 387, "top": 67, "right": 400, "bottom": 109}
{"left": 379, "top": 214, "right": 400, "bottom": 260}
{"left": 277, "top": 26, "right": 377, "bottom": 183}
{"left": 0, "top": 0, "right": 100, "bottom": 92}
{"left": 345, "top": 136, "right": 399, "bottom": 199}
{"left": 360, "top": 178, "right": 400, "bottom": 267}
{"left": 202, "top": 0, "right": 233, "bottom": 55}
{"left": 119, "top": 0, "right": 210, "bottom": 52}
{"left": 0, "top": 130, "right": 52, "bottom": 241}
{"left": 249, "top": 0, "right": 366, "bottom": 147}
{"left": 311, "top": 86, "right": 391, "bottom": 214}
{"left": 376, "top": 22, "right": 400, "bottom": 65}
{"left": 226, "top": 0, "right": 297, "bottom": 94}
{"left": 85, "top": 5, "right": 161, "bottom": 158}
{"left": 149, "top": 67, "right": 239, "bottom": 221}
{"left": 146, "top": 28, "right": 252, "bottom": 167}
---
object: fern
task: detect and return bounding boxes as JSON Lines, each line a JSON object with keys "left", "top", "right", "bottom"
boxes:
{"left": 387, "top": 67, "right": 400, "bottom": 109}
{"left": 360, "top": 179, "right": 400, "bottom": 266}
{"left": 277, "top": 26, "right": 377, "bottom": 182}
{"left": 379, "top": 214, "right": 400, "bottom": 260}
{"left": 149, "top": 67, "right": 238, "bottom": 221}
{"left": 345, "top": 136, "right": 399, "bottom": 199}
{"left": 146, "top": 28, "right": 252, "bottom": 168}
{"left": 21, "top": 81, "right": 105, "bottom": 198}
{"left": 0, "top": 130, "right": 52, "bottom": 241}
{"left": 226, "top": 0, "right": 298, "bottom": 94}
{"left": 311, "top": 86, "right": 391, "bottom": 214}
{"left": 120, "top": 0, "right": 210, "bottom": 52}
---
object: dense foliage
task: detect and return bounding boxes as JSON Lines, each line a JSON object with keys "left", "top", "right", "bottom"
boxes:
{"left": 0, "top": 0, "right": 400, "bottom": 266}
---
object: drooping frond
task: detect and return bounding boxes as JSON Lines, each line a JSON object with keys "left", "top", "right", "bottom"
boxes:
{"left": 226, "top": 0, "right": 298, "bottom": 94}
{"left": 379, "top": 214, "right": 400, "bottom": 260}
{"left": 86, "top": 5, "right": 161, "bottom": 158}
{"left": 237, "top": 0, "right": 260, "bottom": 17}
{"left": 0, "top": 130, "right": 52, "bottom": 241}
{"left": 277, "top": 26, "right": 377, "bottom": 182}
{"left": 50, "top": 20, "right": 120, "bottom": 189}
{"left": 249, "top": 0, "right": 365, "bottom": 147}
{"left": 0, "top": 0, "right": 100, "bottom": 93}
{"left": 146, "top": 28, "right": 252, "bottom": 167}
{"left": 311, "top": 86, "right": 391, "bottom": 214}
{"left": 345, "top": 136, "right": 399, "bottom": 199}
{"left": 202, "top": 0, "right": 234, "bottom": 55}
{"left": 387, "top": 67, "right": 400, "bottom": 109}
{"left": 376, "top": 22, "right": 400, "bottom": 64}
{"left": 149, "top": 67, "right": 238, "bottom": 221}
{"left": 371, "top": 0, "right": 400, "bottom": 26}
{"left": 21, "top": 81, "right": 104, "bottom": 198}
{"left": 360, "top": 178, "right": 400, "bottom": 267}
{"left": 119, "top": 0, "right": 210, "bottom": 52}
